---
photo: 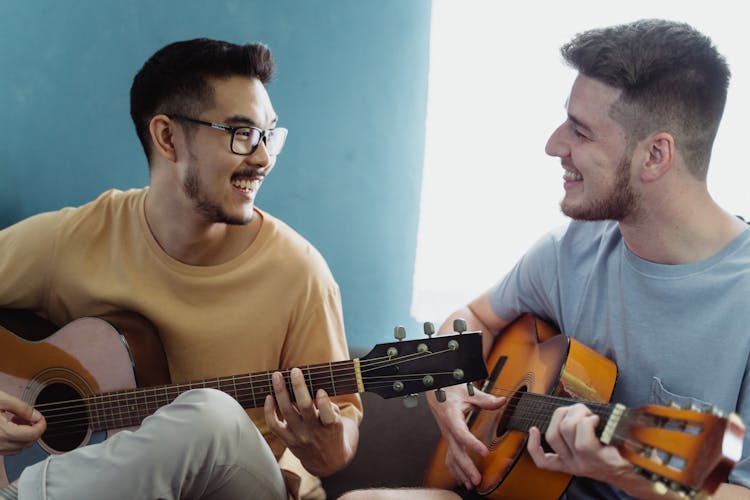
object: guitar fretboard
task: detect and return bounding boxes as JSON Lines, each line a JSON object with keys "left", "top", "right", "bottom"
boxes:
{"left": 85, "top": 360, "right": 357, "bottom": 431}
{"left": 506, "top": 392, "right": 613, "bottom": 435}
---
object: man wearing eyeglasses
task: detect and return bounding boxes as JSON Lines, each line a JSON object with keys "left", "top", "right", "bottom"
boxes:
{"left": 0, "top": 38, "right": 361, "bottom": 500}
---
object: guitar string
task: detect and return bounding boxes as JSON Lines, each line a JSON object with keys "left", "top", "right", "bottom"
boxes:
{"left": 39, "top": 384, "right": 672, "bottom": 452}
{"left": 36, "top": 374, "right": 449, "bottom": 440}
{"left": 25, "top": 358, "right": 698, "bottom": 452}
{"left": 35, "top": 386, "right": 679, "bottom": 445}
{"left": 29, "top": 348, "right": 477, "bottom": 436}
{"left": 38, "top": 404, "right": 688, "bottom": 457}
{"left": 30, "top": 348, "right": 456, "bottom": 413}
{"left": 460, "top": 390, "right": 692, "bottom": 452}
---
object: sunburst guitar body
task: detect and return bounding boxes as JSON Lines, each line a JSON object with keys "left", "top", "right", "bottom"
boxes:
{"left": 423, "top": 315, "right": 744, "bottom": 499}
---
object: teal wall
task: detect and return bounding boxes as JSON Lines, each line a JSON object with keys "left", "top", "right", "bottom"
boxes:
{"left": 0, "top": 1, "right": 431, "bottom": 348}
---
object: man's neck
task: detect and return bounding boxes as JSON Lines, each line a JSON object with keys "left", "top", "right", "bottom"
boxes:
{"left": 617, "top": 198, "right": 746, "bottom": 265}
{"left": 143, "top": 188, "right": 263, "bottom": 266}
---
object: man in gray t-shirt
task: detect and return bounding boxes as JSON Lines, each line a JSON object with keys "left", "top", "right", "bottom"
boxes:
{"left": 489, "top": 219, "right": 750, "bottom": 498}
{"left": 338, "top": 18, "right": 750, "bottom": 500}
{"left": 423, "top": 19, "right": 750, "bottom": 500}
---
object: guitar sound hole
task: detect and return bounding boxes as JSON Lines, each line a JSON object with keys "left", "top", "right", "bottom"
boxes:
{"left": 495, "top": 386, "right": 527, "bottom": 438}
{"left": 37, "top": 383, "right": 89, "bottom": 452}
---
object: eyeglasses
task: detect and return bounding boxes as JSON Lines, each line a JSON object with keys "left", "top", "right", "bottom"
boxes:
{"left": 170, "top": 115, "right": 288, "bottom": 156}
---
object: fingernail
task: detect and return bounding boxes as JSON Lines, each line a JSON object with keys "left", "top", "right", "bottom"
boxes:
{"left": 32, "top": 410, "right": 42, "bottom": 421}
{"left": 317, "top": 389, "right": 328, "bottom": 398}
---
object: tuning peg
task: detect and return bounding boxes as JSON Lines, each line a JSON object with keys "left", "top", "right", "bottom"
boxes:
{"left": 651, "top": 481, "right": 668, "bottom": 496}
{"left": 466, "top": 382, "right": 475, "bottom": 396}
{"left": 435, "top": 388, "right": 446, "bottom": 403}
{"left": 393, "top": 325, "right": 406, "bottom": 341}
{"left": 453, "top": 318, "right": 467, "bottom": 334}
{"left": 403, "top": 394, "right": 419, "bottom": 408}
{"left": 710, "top": 406, "right": 726, "bottom": 417}
{"left": 423, "top": 321, "right": 435, "bottom": 338}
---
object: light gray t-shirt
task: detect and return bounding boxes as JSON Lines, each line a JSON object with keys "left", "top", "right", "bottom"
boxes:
{"left": 489, "top": 219, "right": 750, "bottom": 499}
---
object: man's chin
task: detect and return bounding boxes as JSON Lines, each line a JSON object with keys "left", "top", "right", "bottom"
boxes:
{"left": 217, "top": 208, "right": 255, "bottom": 226}
{"left": 560, "top": 201, "right": 596, "bottom": 221}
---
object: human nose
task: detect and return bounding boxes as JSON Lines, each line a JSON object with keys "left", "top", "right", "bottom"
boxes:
{"left": 244, "top": 139, "right": 272, "bottom": 169}
{"left": 545, "top": 122, "right": 569, "bottom": 158}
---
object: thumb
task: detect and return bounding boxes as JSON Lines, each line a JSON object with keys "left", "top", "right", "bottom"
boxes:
{"left": 469, "top": 390, "right": 506, "bottom": 410}
{"left": 0, "top": 392, "right": 42, "bottom": 423}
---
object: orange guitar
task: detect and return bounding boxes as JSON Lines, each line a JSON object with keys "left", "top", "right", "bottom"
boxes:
{"left": 0, "top": 310, "right": 487, "bottom": 487}
{"left": 424, "top": 314, "right": 744, "bottom": 499}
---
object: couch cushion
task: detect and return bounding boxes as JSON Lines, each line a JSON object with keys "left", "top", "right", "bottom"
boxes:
{"left": 321, "top": 347, "right": 442, "bottom": 497}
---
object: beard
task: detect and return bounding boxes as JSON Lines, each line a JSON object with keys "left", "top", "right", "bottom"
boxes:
{"left": 560, "top": 153, "right": 639, "bottom": 222}
{"left": 183, "top": 162, "right": 254, "bottom": 225}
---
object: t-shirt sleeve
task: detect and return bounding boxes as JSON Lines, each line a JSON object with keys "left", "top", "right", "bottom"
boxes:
{"left": 0, "top": 210, "right": 68, "bottom": 312}
{"left": 487, "top": 230, "right": 561, "bottom": 325}
{"left": 729, "top": 358, "right": 750, "bottom": 487}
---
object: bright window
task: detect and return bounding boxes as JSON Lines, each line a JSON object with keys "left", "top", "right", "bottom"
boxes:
{"left": 412, "top": 1, "right": 750, "bottom": 322}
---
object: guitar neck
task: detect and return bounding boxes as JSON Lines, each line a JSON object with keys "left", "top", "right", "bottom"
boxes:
{"left": 86, "top": 359, "right": 358, "bottom": 431}
{"left": 507, "top": 392, "right": 613, "bottom": 436}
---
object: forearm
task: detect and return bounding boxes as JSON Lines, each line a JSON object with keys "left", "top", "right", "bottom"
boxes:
{"left": 713, "top": 482, "right": 750, "bottom": 499}
{"left": 315, "top": 415, "right": 359, "bottom": 477}
{"left": 437, "top": 293, "right": 510, "bottom": 360}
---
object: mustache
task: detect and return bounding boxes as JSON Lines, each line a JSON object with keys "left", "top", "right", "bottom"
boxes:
{"left": 231, "top": 169, "right": 266, "bottom": 180}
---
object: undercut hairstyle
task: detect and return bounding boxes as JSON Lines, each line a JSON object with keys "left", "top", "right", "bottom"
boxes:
{"left": 130, "top": 38, "right": 275, "bottom": 162}
{"left": 561, "top": 19, "right": 730, "bottom": 179}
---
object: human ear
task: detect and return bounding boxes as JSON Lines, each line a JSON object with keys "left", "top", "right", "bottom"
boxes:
{"left": 149, "top": 114, "right": 178, "bottom": 162}
{"left": 640, "top": 132, "right": 674, "bottom": 182}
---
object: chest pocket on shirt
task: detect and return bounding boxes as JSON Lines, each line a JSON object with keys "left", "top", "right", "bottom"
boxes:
{"left": 650, "top": 376, "right": 713, "bottom": 411}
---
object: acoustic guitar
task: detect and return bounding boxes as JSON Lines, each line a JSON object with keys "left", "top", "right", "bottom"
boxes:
{"left": 423, "top": 314, "right": 744, "bottom": 499}
{"left": 0, "top": 311, "right": 488, "bottom": 486}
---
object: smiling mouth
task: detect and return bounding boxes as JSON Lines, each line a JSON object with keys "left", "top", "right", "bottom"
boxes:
{"left": 231, "top": 177, "right": 262, "bottom": 193}
{"left": 563, "top": 169, "right": 582, "bottom": 181}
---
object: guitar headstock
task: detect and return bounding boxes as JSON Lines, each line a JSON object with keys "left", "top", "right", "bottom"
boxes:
{"left": 358, "top": 326, "right": 487, "bottom": 400}
{"left": 613, "top": 404, "right": 745, "bottom": 497}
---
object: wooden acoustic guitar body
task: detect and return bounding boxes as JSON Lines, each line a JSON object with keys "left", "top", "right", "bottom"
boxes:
{"left": 0, "top": 309, "right": 487, "bottom": 489}
{"left": 424, "top": 315, "right": 618, "bottom": 499}
{"left": 0, "top": 317, "right": 137, "bottom": 487}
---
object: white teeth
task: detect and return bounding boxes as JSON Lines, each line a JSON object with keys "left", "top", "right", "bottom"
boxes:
{"left": 563, "top": 170, "right": 583, "bottom": 181}
{"left": 232, "top": 179, "right": 261, "bottom": 191}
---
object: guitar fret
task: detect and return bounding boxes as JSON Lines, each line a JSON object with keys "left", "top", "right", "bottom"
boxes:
{"left": 248, "top": 373, "right": 256, "bottom": 408}
{"left": 329, "top": 362, "right": 336, "bottom": 396}
{"left": 87, "top": 396, "right": 98, "bottom": 431}
{"left": 267, "top": 371, "right": 273, "bottom": 406}
{"left": 508, "top": 393, "right": 557, "bottom": 433}
{"left": 306, "top": 365, "right": 314, "bottom": 396}
{"left": 134, "top": 392, "right": 143, "bottom": 425}
{"left": 106, "top": 393, "right": 115, "bottom": 429}
{"left": 114, "top": 393, "right": 122, "bottom": 429}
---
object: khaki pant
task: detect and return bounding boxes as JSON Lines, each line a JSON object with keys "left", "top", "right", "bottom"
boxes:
{"left": 18, "top": 389, "right": 286, "bottom": 500}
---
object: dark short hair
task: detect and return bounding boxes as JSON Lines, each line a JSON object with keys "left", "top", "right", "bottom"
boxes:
{"left": 561, "top": 19, "right": 730, "bottom": 179}
{"left": 130, "top": 38, "right": 275, "bottom": 161}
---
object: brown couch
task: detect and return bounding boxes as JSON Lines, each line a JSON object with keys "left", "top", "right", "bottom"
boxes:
{"left": 321, "top": 347, "right": 443, "bottom": 499}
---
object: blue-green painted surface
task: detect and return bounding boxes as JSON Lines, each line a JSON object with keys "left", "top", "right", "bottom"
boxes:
{"left": 0, "top": 1, "right": 431, "bottom": 347}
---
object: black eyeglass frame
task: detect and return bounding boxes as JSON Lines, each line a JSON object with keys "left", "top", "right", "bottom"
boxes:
{"left": 169, "top": 115, "right": 287, "bottom": 156}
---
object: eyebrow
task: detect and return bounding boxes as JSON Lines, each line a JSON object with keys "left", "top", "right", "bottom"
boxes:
{"left": 225, "top": 114, "right": 279, "bottom": 128}
{"left": 567, "top": 113, "right": 594, "bottom": 135}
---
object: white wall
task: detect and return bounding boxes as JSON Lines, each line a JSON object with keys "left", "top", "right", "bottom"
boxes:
{"left": 412, "top": 1, "right": 750, "bottom": 322}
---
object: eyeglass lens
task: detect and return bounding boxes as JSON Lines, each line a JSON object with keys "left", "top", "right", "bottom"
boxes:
{"left": 232, "top": 128, "right": 287, "bottom": 155}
